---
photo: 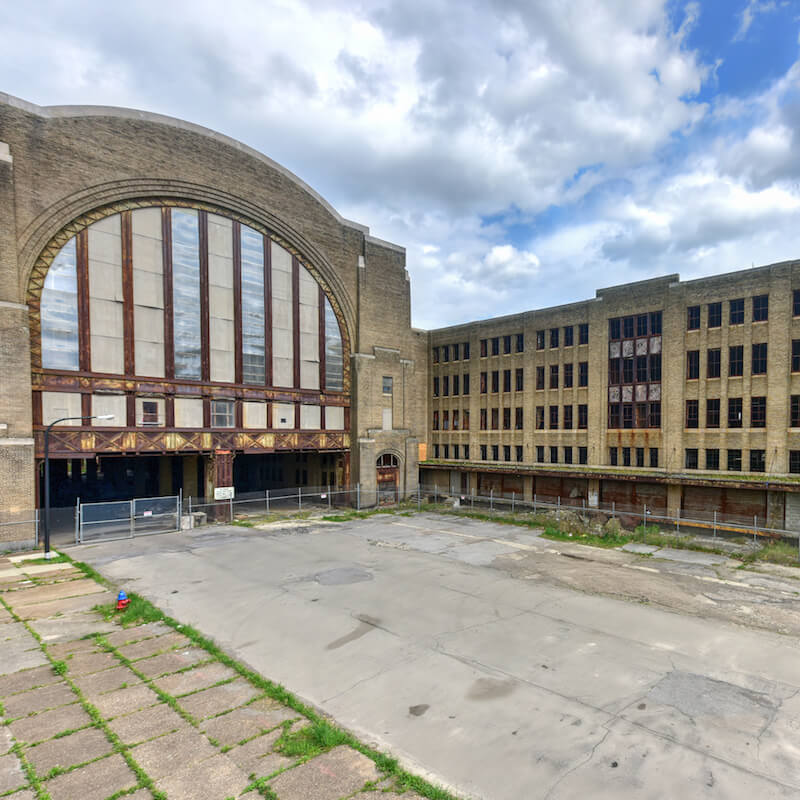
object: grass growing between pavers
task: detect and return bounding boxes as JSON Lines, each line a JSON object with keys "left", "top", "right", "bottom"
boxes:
{"left": 67, "top": 557, "right": 461, "bottom": 800}
{"left": 0, "top": 596, "right": 167, "bottom": 800}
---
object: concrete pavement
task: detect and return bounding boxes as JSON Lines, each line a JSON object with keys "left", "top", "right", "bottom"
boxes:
{"left": 74, "top": 513, "right": 800, "bottom": 799}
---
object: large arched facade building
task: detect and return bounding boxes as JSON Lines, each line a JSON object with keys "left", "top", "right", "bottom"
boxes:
{"left": 0, "top": 93, "right": 426, "bottom": 532}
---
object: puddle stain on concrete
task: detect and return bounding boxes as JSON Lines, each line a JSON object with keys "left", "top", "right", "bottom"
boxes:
{"left": 326, "top": 614, "right": 382, "bottom": 650}
{"left": 466, "top": 677, "right": 516, "bottom": 701}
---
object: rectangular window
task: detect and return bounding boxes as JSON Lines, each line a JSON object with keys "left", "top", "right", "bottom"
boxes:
{"left": 650, "top": 311, "right": 662, "bottom": 334}
{"left": 636, "top": 356, "right": 647, "bottom": 383}
{"left": 443, "top": 375, "right": 449, "bottom": 396}
{"left": 708, "top": 302, "right": 722, "bottom": 328}
{"left": 452, "top": 374, "right": 459, "bottom": 395}
{"left": 503, "top": 407, "right": 511, "bottom": 430}
{"left": 503, "top": 335, "right": 512, "bottom": 355}
{"left": 578, "top": 361, "right": 588, "bottom": 387}
{"left": 550, "top": 364, "right": 559, "bottom": 389}
{"left": 549, "top": 405, "right": 559, "bottom": 429}
{"left": 433, "top": 445, "right": 439, "bottom": 459}
{"left": 463, "top": 341, "right": 470, "bottom": 360}
{"left": 609, "top": 447, "right": 618, "bottom": 466}
{"left": 536, "top": 330, "right": 545, "bottom": 350}
{"left": 623, "top": 317, "right": 634, "bottom": 339}
{"left": 433, "top": 377, "right": 439, "bottom": 397}
{"left": 443, "top": 444, "right": 449, "bottom": 459}
{"left": 453, "top": 410, "right": 459, "bottom": 430}
{"left": 609, "top": 358, "right": 621, "bottom": 385}
{"left": 636, "top": 403, "right": 648, "bottom": 428}
{"left": 706, "top": 398, "right": 720, "bottom": 428}
{"left": 706, "top": 449, "right": 719, "bottom": 470}
{"left": 622, "top": 447, "right": 631, "bottom": 467}
{"left": 729, "top": 345, "right": 744, "bottom": 377}
{"left": 579, "top": 446, "right": 588, "bottom": 465}
{"left": 578, "top": 404, "right": 588, "bottom": 429}
{"left": 636, "top": 447, "right": 644, "bottom": 468}
{"left": 564, "top": 446, "right": 573, "bottom": 465}
{"left": 464, "top": 444, "right": 470, "bottom": 460}
{"left": 515, "top": 368, "right": 523, "bottom": 391}
{"left": 649, "top": 354, "right": 661, "bottom": 381}
{"left": 792, "top": 395, "right": 800, "bottom": 427}
{"left": 728, "top": 449, "right": 742, "bottom": 471}
{"left": 649, "top": 448, "right": 659, "bottom": 468}
{"left": 753, "top": 294, "right": 769, "bottom": 322}
{"left": 491, "top": 370, "right": 499, "bottom": 393}
{"left": 433, "top": 410, "right": 439, "bottom": 430}
{"left": 452, "top": 343, "right": 460, "bottom": 361}
{"left": 536, "top": 445, "right": 545, "bottom": 462}
{"left": 728, "top": 397, "right": 743, "bottom": 428}
{"left": 536, "top": 406, "right": 544, "bottom": 429}
{"left": 730, "top": 298, "right": 744, "bottom": 325}
{"left": 790, "top": 451, "right": 800, "bottom": 474}
{"left": 795, "top": 291, "right": 800, "bottom": 318}
{"left": 536, "top": 366, "right": 545, "bottom": 390}
{"left": 687, "top": 306, "right": 700, "bottom": 330}
{"left": 516, "top": 445, "right": 523, "bottom": 463}
{"left": 480, "top": 408, "right": 487, "bottom": 430}
{"left": 480, "top": 371, "right": 487, "bottom": 393}
{"left": 504, "top": 445, "right": 511, "bottom": 462}
{"left": 636, "top": 314, "right": 648, "bottom": 337}
{"left": 550, "top": 328, "right": 559, "bottom": 348}
{"left": 751, "top": 396, "right": 766, "bottom": 428}
{"left": 442, "top": 410, "right": 449, "bottom": 430}
{"left": 503, "top": 369, "right": 511, "bottom": 392}
{"left": 463, "top": 373, "right": 470, "bottom": 394}
{"left": 516, "top": 333, "right": 524, "bottom": 353}
{"left": 492, "top": 444, "right": 499, "bottom": 461}
{"left": 579, "top": 323, "right": 589, "bottom": 345}
{"left": 172, "top": 209, "right": 202, "bottom": 379}
{"left": 685, "top": 449, "right": 698, "bottom": 470}
{"left": 453, "top": 444, "right": 459, "bottom": 459}
{"left": 649, "top": 401, "right": 661, "bottom": 427}
{"left": 686, "top": 399, "right": 699, "bottom": 428}
{"left": 141, "top": 401, "right": 160, "bottom": 426}
{"left": 623, "top": 403, "right": 633, "bottom": 429}
{"left": 491, "top": 407, "right": 499, "bottom": 430}
{"left": 463, "top": 410, "right": 470, "bottom": 430}
{"left": 492, "top": 337, "right": 500, "bottom": 356}
{"left": 550, "top": 446, "right": 559, "bottom": 464}
{"left": 687, "top": 350, "right": 700, "bottom": 379}
{"left": 433, "top": 347, "right": 439, "bottom": 364}
{"left": 609, "top": 404, "right": 620, "bottom": 428}
{"left": 793, "top": 340, "right": 800, "bottom": 372}
{"left": 442, "top": 345, "right": 449, "bottom": 363}
{"left": 560, "top": 362, "right": 572, "bottom": 388}
{"left": 750, "top": 449, "right": 766, "bottom": 472}
{"left": 707, "top": 348, "right": 721, "bottom": 378}
{"left": 211, "top": 399, "right": 235, "bottom": 428}
{"left": 564, "top": 326, "right": 574, "bottom": 346}
{"left": 563, "top": 405, "right": 573, "bottom": 429}
{"left": 623, "top": 358, "right": 633, "bottom": 383}
{"left": 752, "top": 342, "right": 767, "bottom": 374}
{"left": 382, "top": 376, "right": 393, "bottom": 395}
{"left": 481, "top": 445, "right": 487, "bottom": 461}
{"left": 609, "top": 318, "right": 621, "bottom": 340}
{"left": 480, "top": 339, "right": 488, "bottom": 357}
{"left": 515, "top": 407, "right": 523, "bottom": 430}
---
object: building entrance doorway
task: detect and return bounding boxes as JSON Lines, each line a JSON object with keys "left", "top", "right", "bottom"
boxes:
{"left": 376, "top": 453, "right": 399, "bottom": 504}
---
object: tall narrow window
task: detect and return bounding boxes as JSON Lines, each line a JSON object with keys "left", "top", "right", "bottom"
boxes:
{"left": 172, "top": 209, "right": 202, "bottom": 379}
{"left": 324, "top": 297, "right": 344, "bottom": 391}
{"left": 41, "top": 237, "right": 79, "bottom": 370}
{"left": 240, "top": 226, "right": 265, "bottom": 384}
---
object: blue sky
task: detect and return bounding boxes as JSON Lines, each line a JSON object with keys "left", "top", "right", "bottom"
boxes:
{"left": 2, "top": 1, "right": 800, "bottom": 328}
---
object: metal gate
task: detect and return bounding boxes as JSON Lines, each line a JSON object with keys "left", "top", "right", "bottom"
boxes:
{"left": 77, "top": 495, "right": 181, "bottom": 543}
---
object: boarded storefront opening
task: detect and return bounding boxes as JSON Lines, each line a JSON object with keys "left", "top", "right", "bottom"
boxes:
{"left": 682, "top": 486, "right": 767, "bottom": 526}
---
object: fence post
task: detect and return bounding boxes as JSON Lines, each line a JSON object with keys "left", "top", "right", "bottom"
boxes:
{"left": 434, "top": 484, "right": 438, "bottom": 505}
{"left": 188, "top": 496, "right": 193, "bottom": 516}
{"left": 178, "top": 488, "right": 183, "bottom": 529}
{"left": 643, "top": 504, "right": 647, "bottom": 529}
{"left": 35, "top": 507, "right": 39, "bottom": 548}
{"left": 677, "top": 506, "right": 680, "bottom": 533}
{"left": 299, "top": 487, "right": 302, "bottom": 511}
{"left": 418, "top": 485, "right": 421, "bottom": 511}
{"left": 265, "top": 489, "right": 270, "bottom": 514}
{"left": 357, "top": 483, "right": 361, "bottom": 511}
{"left": 129, "top": 500, "right": 135, "bottom": 538}
{"left": 229, "top": 495, "right": 234, "bottom": 523}
{"left": 512, "top": 491, "right": 515, "bottom": 514}
{"left": 471, "top": 487, "right": 475, "bottom": 510}
{"left": 328, "top": 485, "right": 332, "bottom": 510}
{"left": 712, "top": 510, "right": 716, "bottom": 539}
{"left": 753, "top": 515, "right": 757, "bottom": 544}
{"left": 612, "top": 501, "right": 615, "bottom": 519}
{"left": 490, "top": 488, "right": 494, "bottom": 511}
{"left": 75, "top": 498, "right": 80, "bottom": 545}
{"left": 557, "top": 495, "right": 561, "bottom": 519}
{"left": 533, "top": 493, "right": 537, "bottom": 514}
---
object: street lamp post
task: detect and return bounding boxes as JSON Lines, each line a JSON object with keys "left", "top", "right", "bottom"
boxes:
{"left": 43, "top": 414, "right": 114, "bottom": 558}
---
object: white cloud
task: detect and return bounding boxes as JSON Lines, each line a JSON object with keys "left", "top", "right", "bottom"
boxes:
{"left": 733, "top": 0, "right": 779, "bottom": 42}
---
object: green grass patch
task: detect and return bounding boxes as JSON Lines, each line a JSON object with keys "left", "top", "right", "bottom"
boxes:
{"left": 743, "top": 540, "right": 800, "bottom": 566}
{"left": 274, "top": 720, "right": 349, "bottom": 758}
{"left": 94, "top": 594, "right": 164, "bottom": 627}
{"left": 320, "top": 508, "right": 398, "bottom": 523}
{"left": 51, "top": 659, "right": 68, "bottom": 676}
{"left": 21, "top": 554, "right": 71, "bottom": 566}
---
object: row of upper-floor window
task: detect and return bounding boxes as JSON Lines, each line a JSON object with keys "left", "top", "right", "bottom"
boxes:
{"left": 608, "top": 402, "right": 662, "bottom": 429}
{"left": 609, "top": 355, "right": 661, "bottom": 385}
{"left": 432, "top": 404, "right": 590, "bottom": 431}
{"left": 685, "top": 395, "right": 800, "bottom": 428}
{"left": 609, "top": 311, "right": 663, "bottom": 341}
{"left": 684, "top": 292, "right": 800, "bottom": 330}
{"left": 607, "top": 447, "right": 660, "bottom": 468}
{"left": 535, "top": 324, "right": 590, "bottom": 350}
{"left": 686, "top": 344, "right": 770, "bottom": 378}
{"left": 432, "top": 443, "right": 590, "bottom": 465}
{"left": 535, "top": 445, "right": 589, "bottom": 465}
{"left": 682, "top": 448, "right": 780, "bottom": 472}
{"left": 432, "top": 341, "right": 470, "bottom": 363}
{"left": 432, "top": 364, "right": 589, "bottom": 396}
{"left": 535, "top": 363, "right": 589, "bottom": 389}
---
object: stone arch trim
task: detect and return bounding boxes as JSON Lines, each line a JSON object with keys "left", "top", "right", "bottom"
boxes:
{"left": 25, "top": 190, "right": 354, "bottom": 393}
{"left": 376, "top": 448, "right": 404, "bottom": 466}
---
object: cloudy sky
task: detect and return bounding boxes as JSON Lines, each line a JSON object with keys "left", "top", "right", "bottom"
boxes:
{"left": 3, "top": 1, "right": 800, "bottom": 328}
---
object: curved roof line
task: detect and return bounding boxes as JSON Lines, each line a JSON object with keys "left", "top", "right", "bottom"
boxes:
{"left": 0, "top": 91, "right": 379, "bottom": 238}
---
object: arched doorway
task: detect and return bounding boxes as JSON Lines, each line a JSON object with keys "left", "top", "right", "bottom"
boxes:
{"left": 376, "top": 453, "right": 400, "bottom": 504}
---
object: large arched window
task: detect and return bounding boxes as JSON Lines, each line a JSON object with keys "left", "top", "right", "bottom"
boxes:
{"left": 37, "top": 205, "right": 345, "bottom": 392}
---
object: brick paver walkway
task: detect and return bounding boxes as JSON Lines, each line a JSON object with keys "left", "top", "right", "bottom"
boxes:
{"left": 0, "top": 552, "right": 426, "bottom": 800}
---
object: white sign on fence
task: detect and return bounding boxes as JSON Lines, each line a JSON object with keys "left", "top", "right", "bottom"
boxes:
{"left": 214, "top": 486, "right": 235, "bottom": 500}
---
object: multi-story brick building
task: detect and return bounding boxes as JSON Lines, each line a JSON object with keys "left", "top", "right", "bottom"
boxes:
{"left": 425, "top": 266, "right": 800, "bottom": 531}
{"left": 2, "top": 91, "right": 800, "bottom": 548}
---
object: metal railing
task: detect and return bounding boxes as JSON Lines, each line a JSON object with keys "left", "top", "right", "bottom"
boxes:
{"left": 77, "top": 495, "right": 181, "bottom": 543}
{"left": 0, "top": 509, "right": 38, "bottom": 551}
